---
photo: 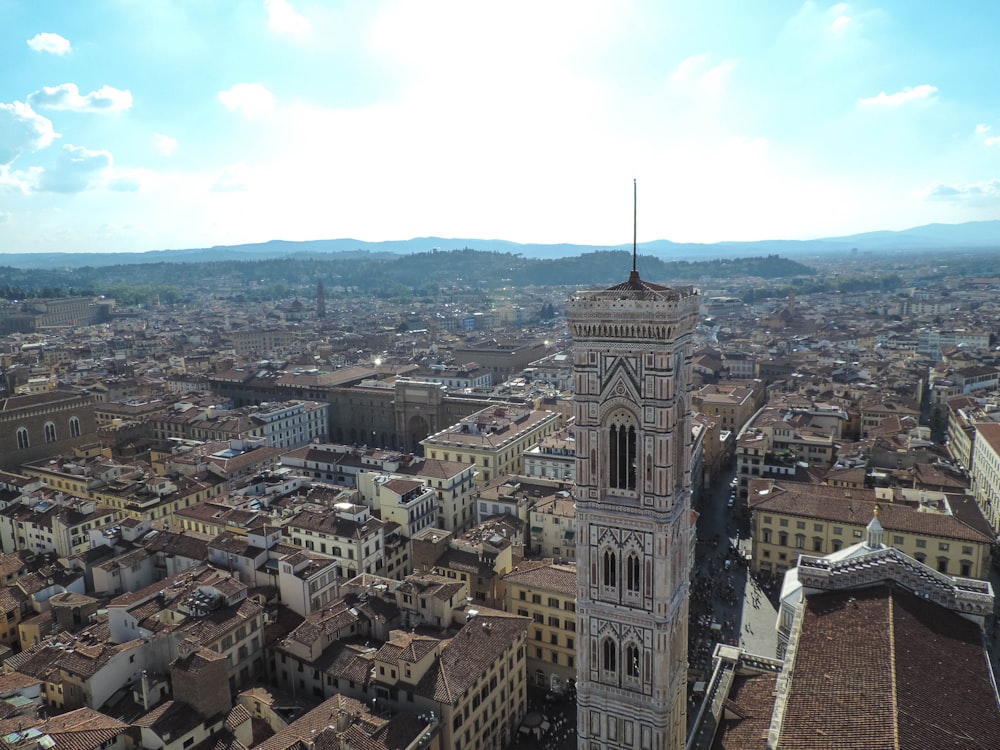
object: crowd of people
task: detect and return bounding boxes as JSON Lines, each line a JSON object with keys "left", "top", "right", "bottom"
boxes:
{"left": 514, "top": 690, "right": 577, "bottom": 749}
{"left": 688, "top": 534, "right": 748, "bottom": 672}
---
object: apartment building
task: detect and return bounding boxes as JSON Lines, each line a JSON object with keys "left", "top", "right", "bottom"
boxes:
{"left": 692, "top": 380, "right": 764, "bottom": 433}
{"left": 0, "top": 492, "right": 117, "bottom": 557}
{"left": 421, "top": 405, "right": 562, "bottom": 486}
{"left": 528, "top": 492, "right": 576, "bottom": 562}
{"left": 970, "top": 421, "right": 1000, "bottom": 536}
{"left": 522, "top": 423, "right": 576, "bottom": 482}
{"left": 407, "top": 612, "right": 529, "bottom": 750}
{"left": 285, "top": 503, "right": 387, "bottom": 579}
{"left": 280, "top": 444, "right": 478, "bottom": 533}
{"left": 749, "top": 480, "right": 994, "bottom": 578}
{"left": 21, "top": 454, "right": 229, "bottom": 524}
{"left": 503, "top": 561, "right": 577, "bottom": 692}
{"left": 735, "top": 400, "right": 846, "bottom": 498}
{"left": 106, "top": 564, "right": 265, "bottom": 691}
{"left": 357, "top": 473, "right": 437, "bottom": 538}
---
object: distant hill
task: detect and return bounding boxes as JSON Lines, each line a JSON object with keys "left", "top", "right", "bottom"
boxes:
{"left": 1, "top": 220, "right": 999, "bottom": 270}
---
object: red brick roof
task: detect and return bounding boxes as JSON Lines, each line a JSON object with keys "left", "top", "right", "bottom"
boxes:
{"left": 34, "top": 707, "right": 128, "bottom": 750}
{"left": 711, "top": 673, "right": 777, "bottom": 750}
{"left": 778, "top": 583, "right": 1000, "bottom": 748}
{"left": 749, "top": 482, "right": 993, "bottom": 544}
{"left": 415, "top": 613, "right": 528, "bottom": 705}
{"left": 502, "top": 560, "right": 576, "bottom": 597}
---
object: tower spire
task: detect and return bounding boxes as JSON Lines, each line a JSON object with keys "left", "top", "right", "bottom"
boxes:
{"left": 632, "top": 178, "right": 638, "bottom": 275}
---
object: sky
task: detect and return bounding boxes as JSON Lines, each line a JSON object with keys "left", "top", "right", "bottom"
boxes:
{"left": 2, "top": 0, "right": 1000, "bottom": 254}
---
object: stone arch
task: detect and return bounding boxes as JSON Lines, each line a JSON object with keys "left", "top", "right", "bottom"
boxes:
{"left": 407, "top": 414, "right": 429, "bottom": 453}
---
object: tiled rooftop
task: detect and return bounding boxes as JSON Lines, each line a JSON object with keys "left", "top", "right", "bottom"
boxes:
{"left": 776, "top": 584, "right": 1000, "bottom": 748}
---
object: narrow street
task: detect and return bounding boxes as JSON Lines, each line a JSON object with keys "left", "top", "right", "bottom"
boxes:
{"left": 688, "top": 469, "right": 779, "bottom": 724}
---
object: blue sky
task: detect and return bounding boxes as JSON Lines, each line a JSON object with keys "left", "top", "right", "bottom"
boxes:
{"left": 2, "top": 0, "right": 999, "bottom": 253}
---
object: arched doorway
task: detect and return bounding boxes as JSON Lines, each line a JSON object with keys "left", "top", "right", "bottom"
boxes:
{"left": 407, "top": 414, "right": 429, "bottom": 453}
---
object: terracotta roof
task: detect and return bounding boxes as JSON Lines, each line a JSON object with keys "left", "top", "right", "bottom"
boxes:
{"left": 287, "top": 510, "right": 384, "bottom": 539}
{"left": 317, "top": 642, "right": 376, "bottom": 686}
{"left": 253, "top": 694, "right": 373, "bottom": 750}
{"left": 604, "top": 271, "right": 672, "bottom": 294}
{"left": 415, "top": 613, "right": 528, "bottom": 705}
{"left": 0, "top": 671, "right": 43, "bottom": 693}
{"left": 143, "top": 529, "right": 209, "bottom": 561}
{"left": 33, "top": 707, "right": 128, "bottom": 750}
{"left": 0, "top": 552, "right": 27, "bottom": 579}
{"left": 397, "top": 458, "right": 473, "bottom": 480}
{"left": 0, "top": 390, "right": 89, "bottom": 411}
{"left": 749, "top": 482, "right": 993, "bottom": 544}
{"left": 502, "top": 561, "right": 576, "bottom": 596}
{"left": 281, "top": 600, "right": 361, "bottom": 649}
{"left": 375, "top": 632, "right": 439, "bottom": 668}
{"left": 134, "top": 699, "right": 206, "bottom": 736}
{"left": 778, "top": 584, "right": 1000, "bottom": 749}
{"left": 224, "top": 704, "right": 253, "bottom": 732}
{"left": 710, "top": 673, "right": 777, "bottom": 750}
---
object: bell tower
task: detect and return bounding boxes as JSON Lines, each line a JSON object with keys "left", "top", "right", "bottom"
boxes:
{"left": 567, "top": 256, "right": 698, "bottom": 749}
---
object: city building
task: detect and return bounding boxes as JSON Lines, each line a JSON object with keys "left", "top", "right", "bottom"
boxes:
{"left": 970, "top": 421, "right": 1000, "bottom": 537}
{"left": 452, "top": 338, "right": 548, "bottom": 383}
{"left": 409, "top": 362, "right": 493, "bottom": 389}
{"left": 357, "top": 473, "right": 438, "bottom": 539}
{"left": 0, "top": 391, "right": 98, "bottom": 472}
{"left": 421, "top": 404, "right": 562, "bottom": 486}
{"left": 527, "top": 491, "right": 576, "bottom": 562}
{"left": 692, "top": 380, "right": 763, "bottom": 433}
{"left": 748, "top": 480, "right": 994, "bottom": 578}
{"left": 280, "top": 444, "right": 478, "bottom": 533}
{"left": 566, "top": 263, "right": 699, "bottom": 749}
{"left": 285, "top": 503, "right": 387, "bottom": 579}
{"left": 503, "top": 560, "right": 578, "bottom": 692}
{"left": 522, "top": 422, "right": 577, "bottom": 481}
{"left": 105, "top": 564, "right": 265, "bottom": 692}
{"left": 0, "top": 492, "right": 117, "bottom": 557}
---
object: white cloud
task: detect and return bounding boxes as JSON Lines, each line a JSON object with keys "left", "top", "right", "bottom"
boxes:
{"left": 27, "top": 32, "right": 71, "bottom": 55}
{"left": 975, "top": 123, "right": 990, "bottom": 134}
{"left": 0, "top": 164, "right": 41, "bottom": 193}
{"left": 858, "top": 84, "right": 937, "bottom": 107}
{"left": 28, "top": 83, "right": 133, "bottom": 112}
{"left": 107, "top": 168, "right": 156, "bottom": 192}
{"left": 153, "top": 133, "right": 178, "bottom": 156}
{"left": 669, "top": 54, "right": 736, "bottom": 97}
{"left": 923, "top": 179, "right": 1000, "bottom": 203}
{"left": 210, "top": 163, "right": 253, "bottom": 192}
{"left": 829, "top": 15, "right": 851, "bottom": 33}
{"left": 218, "top": 83, "right": 275, "bottom": 117}
{"left": 985, "top": 136, "right": 1000, "bottom": 147}
{"left": 0, "top": 101, "right": 59, "bottom": 164}
{"left": 265, "top": 0, "right": 310, "bottom": 36}
{"left": 36, "top": 144, "right": 113, "bottom": 193}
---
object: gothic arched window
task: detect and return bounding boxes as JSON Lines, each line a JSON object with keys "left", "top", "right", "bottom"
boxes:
{"left": 608, "top": 411, "right": 637, "bottom": 490}
{"left": 626, "top": 552, "right": 640, "bottom": 594}
{"left": 603, "top": 549, "right": 617, "bottom": 588}
{"left": 44, "top": 422, "right": 56, "bottom": 443}
{"left": 69, "top": 416, "right": 81, "bottom": 438}
{"left": 625, "top": 643, "right": 640, "bottom": 678}
{"left": 602, "top": 637, "right": 617, "bottom": 673}
{"left": 16, "top": 427, "right": 29, "bottom": 450}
